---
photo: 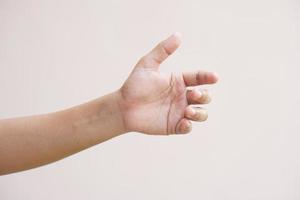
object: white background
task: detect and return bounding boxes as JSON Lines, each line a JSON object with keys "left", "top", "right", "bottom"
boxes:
{"left": 0, "top": 0, "right": 299, "bottom": 199}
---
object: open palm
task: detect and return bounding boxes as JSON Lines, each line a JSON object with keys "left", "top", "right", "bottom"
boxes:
{"left": 119, "top": 33, "right": 218, "bottom": 135}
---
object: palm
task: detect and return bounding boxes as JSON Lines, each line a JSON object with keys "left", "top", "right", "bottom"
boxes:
{"left": 120, "top": 68, "right": 187, "bottom": 135}
{"left": 118, "top": 33, "right": 218, "bottom": 135}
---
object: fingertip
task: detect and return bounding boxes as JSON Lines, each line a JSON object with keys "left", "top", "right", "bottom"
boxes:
{"left": 185, "top": 106, "right": 208, "bottom": 122}
{"left": 163, "top": 32, "right": 182, "bottom": 55}
{"left": 176, "top": 118, "right": 192, "bottom": 134}
{"left": 185, "top": 106, "right": 196, "bottom": 118}
{"left": 172, "top": 32, "right": 182, "bottom": 41}
{"left": 211, "top": 72, "right": 219, "bottom": 83}
{"left": 193, "top": 89, "right": 202, "bottom": 99}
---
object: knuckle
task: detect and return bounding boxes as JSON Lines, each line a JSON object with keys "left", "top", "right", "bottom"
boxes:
{"left": 138, "top": 56, "right": 151, "bottom": 67}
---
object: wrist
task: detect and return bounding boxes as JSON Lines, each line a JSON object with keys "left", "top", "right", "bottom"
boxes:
{"left": 106, "top": 90, "right": 127, "bottom": 135}
{"left": 64, "top": 91, "right": 127, "bottom": 145}
{"left": 91, "top": 90, "right": 127, "bottom": 136}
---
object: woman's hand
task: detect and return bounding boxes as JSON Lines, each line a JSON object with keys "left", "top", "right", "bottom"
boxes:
{"left": 0, "top": 33, "right": 218, "bottom": 175}
{"left": 118, "top": 33, "right": 218, "bottom": 135}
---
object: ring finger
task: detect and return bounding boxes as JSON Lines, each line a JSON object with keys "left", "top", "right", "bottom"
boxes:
{"left": 184, "top": 106, "right": 208, "bottom": 122}
{"left": 186, "top": 89, "right": 211, "bottom": 105}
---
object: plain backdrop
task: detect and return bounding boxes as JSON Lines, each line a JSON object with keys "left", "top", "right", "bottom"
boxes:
{"left": 0, "top": 0, "right": 299, "bottom": 199}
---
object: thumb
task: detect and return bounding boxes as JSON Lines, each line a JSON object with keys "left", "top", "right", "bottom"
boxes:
{"left": 136, "top": 32, "right": 182, "bottom": 69}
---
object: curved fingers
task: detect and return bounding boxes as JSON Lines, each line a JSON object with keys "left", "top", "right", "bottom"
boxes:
{"left": 175, "top": 118, "right": 192, "bottom": 134}
{"left": 185, "top": 106, "right": 208, "bottom": 122}
{"left": 186, "top": 89, "right": 211, "bottom": 104}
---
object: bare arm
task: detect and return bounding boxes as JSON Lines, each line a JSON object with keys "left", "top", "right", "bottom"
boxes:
{"left": 0, "top": 33, "right": 218, "bottom": 175}
{"left": 0, "top": 92, "right": 125, "bottom": 175}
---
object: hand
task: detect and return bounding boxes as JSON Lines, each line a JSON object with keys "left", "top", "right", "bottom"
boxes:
{"left": 0, "top": 33, "right": 218, "bottom": 175}
{"left": 118, "top": 33, "right": 218, "bottom": 135}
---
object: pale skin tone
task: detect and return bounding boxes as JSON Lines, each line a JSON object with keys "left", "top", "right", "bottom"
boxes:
{"left": 0, "top": 33, "right": 218, "bottom": 175}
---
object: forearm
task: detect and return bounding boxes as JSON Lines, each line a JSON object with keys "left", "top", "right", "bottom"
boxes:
{"left": 0, "top": 91, "right": 126, "bottom": 175}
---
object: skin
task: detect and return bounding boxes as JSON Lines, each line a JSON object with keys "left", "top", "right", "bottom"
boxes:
{"left": 0, "top": 33, "right": 218, "bottom": 175}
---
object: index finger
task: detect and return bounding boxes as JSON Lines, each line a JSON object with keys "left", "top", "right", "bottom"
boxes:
{"left": 182, "top": 70, "right": 219, "bottom": 86}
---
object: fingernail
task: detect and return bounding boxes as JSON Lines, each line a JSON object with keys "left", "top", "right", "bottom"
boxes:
{"left": 184, "top": 121, "right": 192, "bottom": 133}
{"left": 173, "top": 32, "right": 182, "bottom": 38}
{"left": 187, "top": 121, "right": 192, "bottom": 129}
